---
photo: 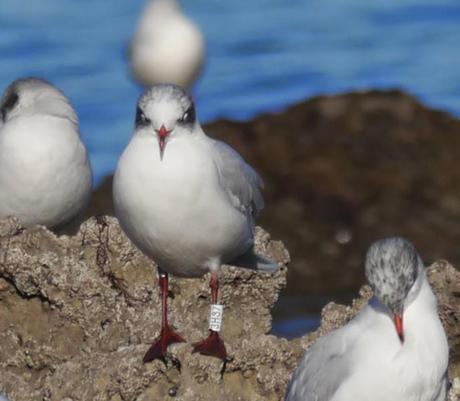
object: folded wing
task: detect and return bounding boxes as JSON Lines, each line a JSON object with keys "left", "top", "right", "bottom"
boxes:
{"left": 211, "top": 139, "right": 264, "bottom": 222}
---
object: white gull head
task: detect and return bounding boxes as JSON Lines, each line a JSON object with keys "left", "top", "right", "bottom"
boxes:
{"left": 134, "top": 84, "right": 197, "bottom": 159}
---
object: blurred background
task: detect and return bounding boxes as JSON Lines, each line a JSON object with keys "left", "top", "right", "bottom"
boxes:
{"left": 2, "top": 0, "right": 460, "bottom": 337}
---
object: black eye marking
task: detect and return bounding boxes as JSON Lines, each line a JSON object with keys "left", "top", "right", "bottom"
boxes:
{"left": 1, "top": 91, "right": 19, "bottom": 121}
{"left": 135, "top": 106, "right": 150, "bottom": 127}
{"left": 177, "top": 104, "right": 196, "bottom": 125}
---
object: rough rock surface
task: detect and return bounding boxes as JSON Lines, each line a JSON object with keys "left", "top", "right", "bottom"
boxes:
{"left": 0, "top": 217, "right": 459, "bottom": 400}
{"left": 89, "top": 90, "right": 460, "bottom": 303}
{"left": 0, "top": 216, "right": 291, "bottom": 401}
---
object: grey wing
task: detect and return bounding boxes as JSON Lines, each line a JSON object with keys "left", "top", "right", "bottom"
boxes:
{"left": 285, "top": 328, "right": 355, "bottom": 401}
{"left": 211, "top": 139, "right": 264, "bottom": 220}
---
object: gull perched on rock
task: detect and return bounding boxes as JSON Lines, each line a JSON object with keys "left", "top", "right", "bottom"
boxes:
{"left": 0, "top": 78, "right": 92, "bottom": 229}
{"left": 113, "top": 84, "right": 277, "bottom": 363}
{"left": 128, "top": 0, "right": 205, "bottom": 89}
{"left": 285, "top": 237, "right": 449, "bottom": 401}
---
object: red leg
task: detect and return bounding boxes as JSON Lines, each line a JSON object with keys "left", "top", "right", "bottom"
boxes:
{"left": 143, "top": 272, "right": 185, "bottom": 363}
{"left": 192, "top": 271, "right": 227, "bottom": 361}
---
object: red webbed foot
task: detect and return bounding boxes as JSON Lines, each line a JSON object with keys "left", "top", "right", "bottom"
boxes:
{"left": 143, "top": 325, "right": 186, "bottom": 364}
{"left": 192, "top": 330, "right": 227, "bottom": 361}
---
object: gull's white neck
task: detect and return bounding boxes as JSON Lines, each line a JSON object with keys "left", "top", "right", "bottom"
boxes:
{"left": 370, "top": 268, "right": 448, "bottom": 382}
{"left": 402, "top": 270, "right": 439, "bottom": 339}
{"left": 370, "top": 268, "right": 440, "bottom": 341}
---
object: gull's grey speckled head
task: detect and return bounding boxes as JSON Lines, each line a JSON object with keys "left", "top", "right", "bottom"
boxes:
{"left": 365, "top": 237, "right": 421, "bottom": 314}
{"left": 135, "top": 84, "right": 196, "bottom": 130}
{"left": 0, "top": 77, "right": 77, "bottom": 124}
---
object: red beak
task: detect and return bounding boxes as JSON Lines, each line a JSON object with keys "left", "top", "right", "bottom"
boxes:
{"left": 155, "top": 125, "right": 171, "bottom": 159}
{"left": 393, "top": 313, "right": 404, "bottom": 343}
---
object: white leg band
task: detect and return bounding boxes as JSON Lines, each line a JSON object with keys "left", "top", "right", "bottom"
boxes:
{"left": 208, "top": 304, "right": 224, "bottom": 332}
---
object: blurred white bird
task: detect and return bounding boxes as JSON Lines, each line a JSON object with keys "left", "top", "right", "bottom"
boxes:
{"left": 0, "top": 78, "right": 92, "bottom": 229}
{"left": 285, "top": 237, "right": 449, "bottom": 401}
{"left": 113, "top": 84, "right": 277, "bottom": 364}
{"left": 129, "top": 0, "right": 205, "bottom": 89}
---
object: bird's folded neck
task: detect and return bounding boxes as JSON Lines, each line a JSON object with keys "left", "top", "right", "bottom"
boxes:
{"left": 397, "top": 274, "right": 440, "bottom": 346}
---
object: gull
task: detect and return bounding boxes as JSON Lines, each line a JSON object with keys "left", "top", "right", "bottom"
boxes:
{"left": 113, "top": 84, "right": 277, "bottom": 363}
{"left": 0, "top": 78, "right": 92, "bottom": 229}
{"left": 285, "top": 237, "right": 449, "bottom": 401}
{"left": 128, "top": 0, "right": 205, "bottom": 89}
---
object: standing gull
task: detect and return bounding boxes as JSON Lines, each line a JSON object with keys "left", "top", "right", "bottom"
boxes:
{"left": 128, "top": 0, "right": 205, "bottom": 89}
{"left": 113, "top": 84, "right": 277, "bottom": 363}
{"left": 285, "top": 237, "right": 448, "bottom": 401}
{"left": 0, "top": 78, "right": 92, "bottom": 229}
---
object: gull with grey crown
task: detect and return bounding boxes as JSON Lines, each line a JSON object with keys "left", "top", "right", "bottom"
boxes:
{"left": 0, "top": 78, "right": 92, "bottom": 229}
{"left": 285, "top": 237, "right": 448, "bottom": 401}
{"left": 113, "top": 84, "right": 278, "bottom": 364}
{"left": 128, "top": 0, "right": 205, "bottom": 89}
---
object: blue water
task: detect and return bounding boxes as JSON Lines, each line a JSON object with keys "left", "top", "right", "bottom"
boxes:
{"left": 1, "top": 0, "right": 460, "bottom": 183}
{"left": 271, "top": 316, "right": 320, "bottom": 339}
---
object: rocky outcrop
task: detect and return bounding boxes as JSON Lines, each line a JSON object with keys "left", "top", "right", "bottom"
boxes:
{"left": 0, "top": 216, "right": 292, "bottom": 401}
{"left": 0, "top": 217, "right": 459, "bottom": 400}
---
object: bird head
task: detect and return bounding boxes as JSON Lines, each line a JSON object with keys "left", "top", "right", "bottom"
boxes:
{"left": 134, "top": 84, "right": 196, "bottom": 160}
{"left": 365, "top": 237, "right": 421, "bottom": 343}
{"left": 0, "top": 77, "right": 77, "bottom": 125}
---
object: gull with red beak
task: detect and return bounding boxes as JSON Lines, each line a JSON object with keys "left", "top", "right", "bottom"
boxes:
{"left": 285, "top": 237, "right": 449, "bottom": 401}
{"left": 113, "top": 84, "right": 278, "bottom": 365}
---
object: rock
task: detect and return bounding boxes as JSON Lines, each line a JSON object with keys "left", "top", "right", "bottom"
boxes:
{"left": 88, "top": 89, "right": 460, "bottom": 304}
{"left": 449, "top": 377, "right": 460, "bottom": 401}
{"left": 0, "top": 216, "right": 291, "bottom": 401}
{"left": 0, "top": 217, "right": 459, "bottom": 400}
{"left": 428, "top": 261, "right": 460, "bottom": 379}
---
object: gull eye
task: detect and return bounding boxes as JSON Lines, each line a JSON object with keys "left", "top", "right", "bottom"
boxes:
{"left": 177, "top": 105, "right": 196, "bottom": 125}
{"left": 135, "top": 106, "right": 150, "bottom": 127}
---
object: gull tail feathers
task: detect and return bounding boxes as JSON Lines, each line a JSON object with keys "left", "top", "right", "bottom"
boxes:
{"left": 230, "top": 248, "right": 279, "bottom": 273}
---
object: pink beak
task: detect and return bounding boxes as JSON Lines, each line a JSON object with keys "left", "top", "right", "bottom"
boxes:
{"left": 155, "top": 125, "right": 171, "bottom": 159}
